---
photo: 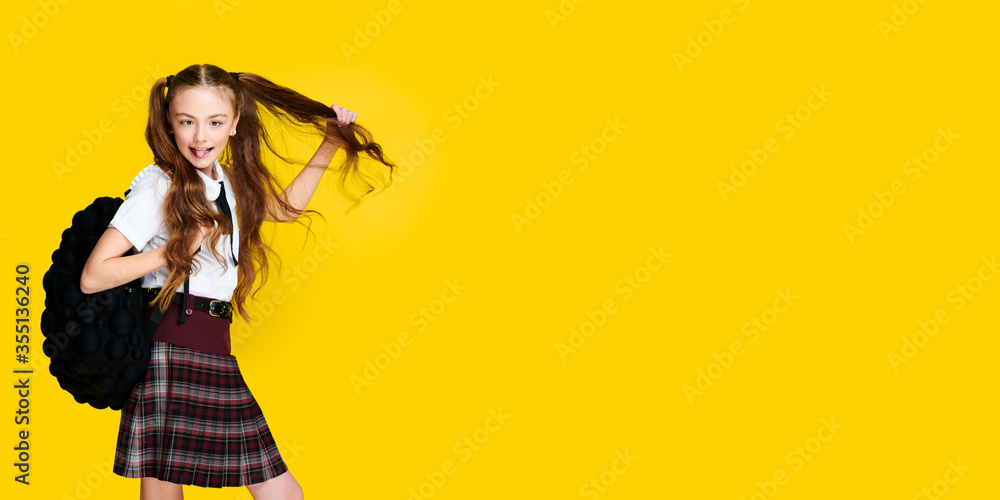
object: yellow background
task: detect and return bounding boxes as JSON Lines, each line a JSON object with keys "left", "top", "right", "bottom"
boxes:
{"left": 3, "top": 0, "right": 999, "bottom": 498}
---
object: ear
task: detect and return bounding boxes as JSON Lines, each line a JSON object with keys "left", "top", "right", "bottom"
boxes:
{"left": 230, "top": 113, "right": 239, "bottom": 136}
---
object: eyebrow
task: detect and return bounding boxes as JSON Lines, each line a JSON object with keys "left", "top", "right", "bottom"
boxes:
{"left": 175, "top": 112, "right": 229, "bottom": 118}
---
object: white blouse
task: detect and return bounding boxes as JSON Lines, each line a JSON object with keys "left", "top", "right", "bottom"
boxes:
{"left": 108, "top": 159, "right": 240, "bottom": 302}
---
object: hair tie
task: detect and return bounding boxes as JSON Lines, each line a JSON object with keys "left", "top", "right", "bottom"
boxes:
{"left": 166, "top": 74, "right": 173, "bottom": 88}
{"left": 230, "top": 72, "right": 239, "bottom": 82}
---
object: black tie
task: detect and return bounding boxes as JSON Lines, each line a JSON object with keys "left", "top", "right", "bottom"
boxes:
{"left": 214, "top": 181, "right": 238, "bottom": 266}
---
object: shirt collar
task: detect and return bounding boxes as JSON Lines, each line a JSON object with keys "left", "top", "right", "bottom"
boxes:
{"left": 194, "top": 159, "right": 227, "bottom": 201}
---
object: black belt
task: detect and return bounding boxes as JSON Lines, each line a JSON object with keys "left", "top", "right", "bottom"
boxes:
{"left": 143, "top": 287, "right": 233, "bottom": 319}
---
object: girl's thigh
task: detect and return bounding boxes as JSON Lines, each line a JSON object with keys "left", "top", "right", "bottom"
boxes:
{"left": 140, "top": 477, "right": 183, "bottom": 500}
{"left": 245, "top": 470, "right": 303, "bottom": 500}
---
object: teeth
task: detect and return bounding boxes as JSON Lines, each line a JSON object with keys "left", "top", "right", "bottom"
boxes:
{"left": 191, "top": 147, "right": 213, "bottom": 158}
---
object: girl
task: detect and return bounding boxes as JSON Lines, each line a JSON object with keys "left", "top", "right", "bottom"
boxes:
{"left": 80, "top": 64, "right": 395, "bottom": 499}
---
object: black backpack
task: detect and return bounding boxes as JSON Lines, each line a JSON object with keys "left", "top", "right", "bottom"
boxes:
{"left": 40, "top": 190, "right": 163, "bottom": 410}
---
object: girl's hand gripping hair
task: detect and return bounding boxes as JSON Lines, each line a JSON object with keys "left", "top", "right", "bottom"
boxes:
{"left": 325, "top": 103, "right": 358, "bottom": 142}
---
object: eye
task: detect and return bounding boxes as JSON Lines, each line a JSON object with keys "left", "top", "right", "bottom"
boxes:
{"left": 212, "top": 121, "right": 223, "bottom": 126}
{"left": 180, "top": 120, "right": 192, "bottom": 125}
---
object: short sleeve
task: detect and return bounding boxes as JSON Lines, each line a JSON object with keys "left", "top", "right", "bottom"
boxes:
{"left": 108, "top": 165, "right": 170, "bottom": 251}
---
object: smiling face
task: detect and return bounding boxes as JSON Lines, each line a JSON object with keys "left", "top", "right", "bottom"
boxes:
{"left": 167, "top": 86, "right": 239, "bottom": 179}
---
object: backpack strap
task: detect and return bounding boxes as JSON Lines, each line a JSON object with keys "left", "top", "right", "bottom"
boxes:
{"left": 178, "top": 275, "right": 191, "bottom": 324}
{"left": 144, "top": 275, "right": 191, "bottom": 326}
{"left": 123, "top": 182, "right": 194, "bottom": 326}
{"left": 123, "top": 184, "right": 193, "bottom": 326}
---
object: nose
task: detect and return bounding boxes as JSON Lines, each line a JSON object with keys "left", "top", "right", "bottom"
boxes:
{"left": 194, "top": 124, "right": 208, "bottom": 143}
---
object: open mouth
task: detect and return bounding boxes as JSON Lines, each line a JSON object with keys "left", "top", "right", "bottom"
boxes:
{"left": 190, "top": 147, "right": 213, "bottom": 159}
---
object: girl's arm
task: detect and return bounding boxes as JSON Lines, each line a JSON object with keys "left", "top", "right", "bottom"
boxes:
{"left": 264, "top": 104, "right": 358, "bottom": 223}
{"left": 80, "top": 226, "right": 206, "bottom": 294}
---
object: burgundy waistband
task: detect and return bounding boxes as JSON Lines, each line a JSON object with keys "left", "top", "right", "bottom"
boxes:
{"left": 144, "top": 295, "right": 232, "bottom": 356}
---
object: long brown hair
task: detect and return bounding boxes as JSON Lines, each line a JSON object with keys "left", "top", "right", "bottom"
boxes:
{"left": 144, "top": 63, "right": 395, "bottom": 321}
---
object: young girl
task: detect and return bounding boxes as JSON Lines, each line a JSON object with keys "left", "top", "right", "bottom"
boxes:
{"left": 80, "top": 64, "right": 394, "bottom": 499}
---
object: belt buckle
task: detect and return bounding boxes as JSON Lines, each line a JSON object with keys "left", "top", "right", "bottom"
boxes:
{"left": 208, "top": 300, "right": 228, "bottom": 318}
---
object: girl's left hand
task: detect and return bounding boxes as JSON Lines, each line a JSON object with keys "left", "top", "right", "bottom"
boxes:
{"left": 331, "top": 103, "right": 357, "bottom": 126}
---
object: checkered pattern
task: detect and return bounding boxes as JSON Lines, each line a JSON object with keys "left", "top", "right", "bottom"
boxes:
{"left": 113, "top": 341, "right": 287, "bottom": 487}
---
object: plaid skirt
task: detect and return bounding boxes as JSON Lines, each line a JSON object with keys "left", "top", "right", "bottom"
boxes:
{"left": 113, "top": 340, "right": 288, "bottom": 487}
